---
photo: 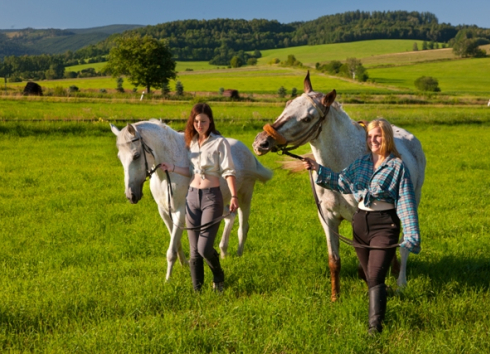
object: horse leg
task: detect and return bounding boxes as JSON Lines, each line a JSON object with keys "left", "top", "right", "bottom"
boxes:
{"left": 397, "top": 246, "right": 409, "bottom": 289}
{"left": 219, "top": 206, "right": 235, "bottom": 258}
{"left": 321, "top": 215, "right": 342, "bottom": 302}
{"left": 159, "top": 207, "right": 187, "bottom": 281}
{"left": 390, "top": 253, "right": 401, "bottom": 278}
{"left": 236, "top": 196, "right": 251, "bottom": 257}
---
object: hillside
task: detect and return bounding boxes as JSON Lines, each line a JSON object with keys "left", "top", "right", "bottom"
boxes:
{"left": 0, "top": 25, "right": 143, "bottom": 56}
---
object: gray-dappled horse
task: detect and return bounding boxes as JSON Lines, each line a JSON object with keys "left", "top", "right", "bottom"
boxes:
{"left": 252, "top": 72, "right": 426, "bottom": 301}
{"left": 111, "top": 120, "right": 273, "bottom": 280}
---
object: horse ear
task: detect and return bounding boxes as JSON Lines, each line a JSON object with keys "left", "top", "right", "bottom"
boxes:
{"left": 127, "top": 124, "right": 137, "bottom": 137}
{"left": 304, "top": 71, "right": 313, "bottom": 93}
{"left": 110, "top": 124, "right": 120, "bottom": 136}
{"left": 322, "top": 89, "right": 337, "bottom": 107}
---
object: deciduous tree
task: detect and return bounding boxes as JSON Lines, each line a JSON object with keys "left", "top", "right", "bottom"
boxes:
{"left": 106, "top": 35, "right": 176, "bottom": 94}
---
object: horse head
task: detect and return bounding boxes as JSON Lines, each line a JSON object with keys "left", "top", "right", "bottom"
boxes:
{"left": 111, "top": 123, "right": 150, "bottom": 204}
{"left": 252, "top": 71, "right": 336, "bottom": 155}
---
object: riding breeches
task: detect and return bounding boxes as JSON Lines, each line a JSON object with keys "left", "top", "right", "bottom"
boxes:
{"left": 186, "top": 186, "right": 224, "bottom": 260}
{"left": 352, "top": 208, "right": 400, "bottom": 289}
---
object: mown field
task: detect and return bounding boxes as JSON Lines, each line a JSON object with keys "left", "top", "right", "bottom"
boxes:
{"left": 1, "top": 103, "right": 490, "bottom": 352}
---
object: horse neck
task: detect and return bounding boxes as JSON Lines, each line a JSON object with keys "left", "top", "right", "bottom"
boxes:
{"left": 310, "top": 106, "right": 367, "bottom": 171}
{"left": 136, "top": 122, "right": 188, "bottom": 166}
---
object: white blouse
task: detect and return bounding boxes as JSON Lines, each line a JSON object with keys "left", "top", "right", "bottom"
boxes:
{"left": 188, "top": 132, "right": 236, "bottom": 179}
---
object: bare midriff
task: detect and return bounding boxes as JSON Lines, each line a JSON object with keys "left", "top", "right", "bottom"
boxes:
{"left": 190, "top": 174, "right": 220, "bottom": 189}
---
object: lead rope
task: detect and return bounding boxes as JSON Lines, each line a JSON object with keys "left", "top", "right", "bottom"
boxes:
{"left": 280, "top": 150, "right": 400, "bottom": 250}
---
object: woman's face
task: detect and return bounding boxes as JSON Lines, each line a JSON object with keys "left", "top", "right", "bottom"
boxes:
{"left": 194, "top": 113, "right": 211, "bottom": 136}
{"left": 367, "top": 127, "right": 384, "bottom": 156}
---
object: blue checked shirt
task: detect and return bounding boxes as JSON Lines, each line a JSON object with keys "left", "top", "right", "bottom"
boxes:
{"left": 316, "top": 153, "right": 421, "bottom": 254}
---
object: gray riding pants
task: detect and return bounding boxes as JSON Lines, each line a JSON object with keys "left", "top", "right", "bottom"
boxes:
{"left": 186, "top": 186, "right": 224, "bottom": 259}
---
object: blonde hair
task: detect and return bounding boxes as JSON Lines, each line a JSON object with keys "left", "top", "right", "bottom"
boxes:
{"left": 366, "top": 118, "right": 401, "bottom": 158}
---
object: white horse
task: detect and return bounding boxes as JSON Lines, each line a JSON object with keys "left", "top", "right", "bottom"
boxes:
{"left": 111, "top": 119, "right": 273, "bottom": 280}
{"left": 252, "top": 72, "right": 426, "bottom": 301}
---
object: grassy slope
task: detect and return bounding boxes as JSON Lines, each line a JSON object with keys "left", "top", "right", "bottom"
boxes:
{"left": 258, "top": 39, "right": 440, "bottom": 66}
{"left": 369, "top": 57, "right": 490, "bottom": 94}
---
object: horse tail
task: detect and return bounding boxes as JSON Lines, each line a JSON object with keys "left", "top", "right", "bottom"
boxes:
{"left": 251, "top": 157, "right": 273, "bottom": 183}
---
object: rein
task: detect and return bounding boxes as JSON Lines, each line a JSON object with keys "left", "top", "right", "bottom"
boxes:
{"left": 127, "top": 133, "right": 230, "bottom": 232}
{"left": 279, "top": 150, "right": 400, "bottom": 250}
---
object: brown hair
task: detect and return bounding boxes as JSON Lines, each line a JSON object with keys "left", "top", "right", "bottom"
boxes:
{"left": 184, "top": 103, "right": 218, "bottom": 147}
{"left": 366, "top": 118, "right": 401, "bottom": 158}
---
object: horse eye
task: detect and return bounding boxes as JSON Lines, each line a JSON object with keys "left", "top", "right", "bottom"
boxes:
{"left": 133, "top": 152, "right": 141, "bottom": 160}
{"left": 302, "top": 116, "right": 312, "bottom": 123}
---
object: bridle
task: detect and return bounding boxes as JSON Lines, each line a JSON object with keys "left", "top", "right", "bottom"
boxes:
{"left": 263, "top": 94, "right": 330, "bottom": 153}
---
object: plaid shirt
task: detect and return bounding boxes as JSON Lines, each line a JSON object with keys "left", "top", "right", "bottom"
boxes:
{"left": 316, "top": 153, "right": 421, "bottom": 254}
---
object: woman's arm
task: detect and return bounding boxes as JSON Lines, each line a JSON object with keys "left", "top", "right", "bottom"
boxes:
{"left": 396, "top": 166, "right": 421, "bottom": 254}
{"left": 225, "top": 175, "right": 239, "bottom": 213}
{"left": 159, "top": 163, "right": 191, "bottom": 177}
{"left": 303, "top": 157, "right": 356, "bottom": 194}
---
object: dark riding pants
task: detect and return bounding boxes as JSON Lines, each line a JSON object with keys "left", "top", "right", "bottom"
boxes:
{"left": 186, "top": 186, "right": 224, "bottom": 260}
{"left": 353, "top": 208, "right": 400, "bottom": 289}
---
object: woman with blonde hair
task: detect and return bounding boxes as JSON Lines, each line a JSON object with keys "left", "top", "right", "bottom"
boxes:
{"left": 303, "top": 118, "right": 421, "bottom": 334}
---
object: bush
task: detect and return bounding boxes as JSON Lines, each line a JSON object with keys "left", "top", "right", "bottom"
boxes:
{"left": 68, "top": 85, "right": 79, "bottom": 93}
{"left": 99, "top": 88, "right": 107, "bottom": 94}
{"left": 414, "top": 76, "right": 441, "bottom": 92}
{"left": 218, "top": 87, "right": 224, "bottom": 96}
{"left": 247, "top": 58, "right": 257, "bottom": 66}
{"left": 277, "top": 86, "right": 287, "bottom": 98}
{"left": 175, "top": 81, "right": 184, "bottom": 96}
{"left": 269, "top": 58, "right": 280, "bottom": 64}
{"left": 291, "top": 87, "right": 298, "bottom": 98}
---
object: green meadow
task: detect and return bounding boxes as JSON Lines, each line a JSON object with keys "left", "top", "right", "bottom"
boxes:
{"left": 1, "top": 107, "right": 490, "bottom": 352}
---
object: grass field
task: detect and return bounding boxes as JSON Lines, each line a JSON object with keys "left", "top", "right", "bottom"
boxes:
{"left": 258, "top": 40, "right": 444, "bottom": 66}
{"left": 369, "top": 57, "right": 490, "bottom": 95}
{"left": 1, "top": 107, "right": 490, "bottom": 352}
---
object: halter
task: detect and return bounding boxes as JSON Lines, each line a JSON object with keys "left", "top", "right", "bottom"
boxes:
{"left": 119, "top": 133, "right": 161, "bottom": 180}
{"left": 263, "top": 93, "right": 330, "bottom": 152}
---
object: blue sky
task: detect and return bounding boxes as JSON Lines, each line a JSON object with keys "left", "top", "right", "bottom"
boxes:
{"left": 0, "top": 0, "right": 488, "bottom": 29}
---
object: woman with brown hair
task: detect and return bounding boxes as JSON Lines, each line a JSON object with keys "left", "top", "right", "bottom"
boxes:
{"left": 160, "top": 103, "right": 238, "bottom": 292}
{"left": 303, "top": 118, "right": 421, "bottom": 334}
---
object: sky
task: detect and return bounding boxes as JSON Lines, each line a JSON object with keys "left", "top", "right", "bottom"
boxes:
{"left": 0, "top": 0, "right": 488, "bottom": 30}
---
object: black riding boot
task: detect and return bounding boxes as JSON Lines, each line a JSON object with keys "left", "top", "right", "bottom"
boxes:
{"left": 204, "top": 250, "right": 225, "bottom": 292}
{"left": 190, "top": 258, "right": 204, "bottom": 292}
{"left": 368, "top": 284, "right": 387, "bottom": 334}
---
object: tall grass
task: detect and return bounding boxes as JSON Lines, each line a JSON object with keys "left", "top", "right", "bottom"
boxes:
{"left": 1, "top": 107, "right": 490, "bottom": 352}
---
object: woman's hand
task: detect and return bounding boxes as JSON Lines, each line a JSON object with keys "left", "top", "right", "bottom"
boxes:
{"left": 229, "top": 196, "right": 239, "bottom": 213}
{"left": 302, "top": 157, "right": 319, "bottom": 171}
{"left": 159, "top": 163, "right": 175, "bottom": 172}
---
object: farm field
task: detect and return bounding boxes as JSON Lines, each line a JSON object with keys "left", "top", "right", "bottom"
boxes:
{"left": 1, "top": 106, "right": 490, "bottom": 352}
{"left": 65, "top": 60, "right": 218, "bottom": 73}
{"left": 257, "top": 39, "right": 440, "bottom": 66}
{"left": 2, "top": 95, "right": 490, "bottom": 123}
{"left": 369, "top": 56, "right": 490, "bottom": 95}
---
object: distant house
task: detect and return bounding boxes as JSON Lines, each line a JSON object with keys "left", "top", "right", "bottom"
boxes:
{"left": 223, "top": 89, "right": 239, "bottom": 99}
{"left": 23, "top": 82, "right": 43, "bottom": 96}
